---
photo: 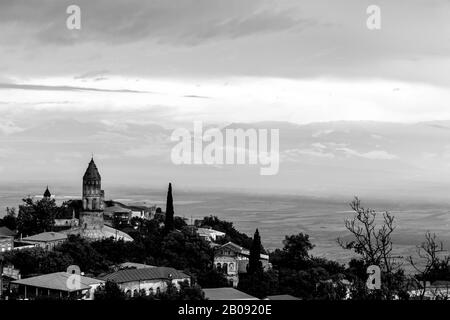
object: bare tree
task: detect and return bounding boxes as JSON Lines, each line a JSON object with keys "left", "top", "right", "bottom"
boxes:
{"left": 338, "top": 197, "right": 403, "bottom": 299}
{"left": 338, "top": 197, "right": 401, "bottom": 273}
{"left": 407, "top": 232, "right": 450, "bottom": 300}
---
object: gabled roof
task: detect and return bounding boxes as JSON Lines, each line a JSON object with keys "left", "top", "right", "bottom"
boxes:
{"left": 203, "top": 288, "right": 259, "bottom": 300}
{"left": 22, "top": 232, "right": 67, "bottom": 243}
{"left": 218, "top": 242, "right": 269, "bottom": 260}
{"left": 12, "top": 272, "right": 104, "bottom": 292}
{"left": 100, "top": 267, "right": 189, "bottom": 284}
{"left": 0, "top": 226, "right": 16, "bottom": 237}
{"left": 219, "top": 242, "right": 249, "bottom": 255}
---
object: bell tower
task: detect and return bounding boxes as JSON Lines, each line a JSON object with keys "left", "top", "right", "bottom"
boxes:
{"left": 80, "top": 157, "right": 105, "bottom": 230}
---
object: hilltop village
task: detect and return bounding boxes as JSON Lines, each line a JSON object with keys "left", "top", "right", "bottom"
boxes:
{"left": 0, "top": 158, "right": 275, "bottom": 300}
{"left": 1, "top": 158, "right": 450, "bottom": 300}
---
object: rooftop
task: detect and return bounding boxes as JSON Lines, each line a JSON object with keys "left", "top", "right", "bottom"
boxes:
{"left": 100, "top": 267, "right": 189, "bottom": 284}
{"left": 22, "top": 232, "right": 67, "bottom": 242}
{"left": 61, "top": 225, "right": 133, "bottom": 242}
{"left": 104, "top": 205, "right": 132, "bottom": 214}
{"left": 12, "top": 272, "right": 104, "bottom": 292}
{"left": 0, "top": 226, "right": 16, "bottom": 237}
{"left": 219, "top": 242, "right": 269, "bottom": 260}
{"left": 203, "top": 288, "right": 259, "bottom": 300}
{"left": 118, "top": 262, "right": 156, "bottom": 270}
{"left": 197, "top": 228, "right": 226, "bottom": 236}
{"left": 266, "top": 294, "right": 301, "bottom": 300}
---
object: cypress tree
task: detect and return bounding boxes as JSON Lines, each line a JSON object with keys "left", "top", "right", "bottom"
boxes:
{"left": 164, "top": 182, "right": 174, "bottom": 233}
{"left": 248, "top": 228, "right": 263, "bottom": 274}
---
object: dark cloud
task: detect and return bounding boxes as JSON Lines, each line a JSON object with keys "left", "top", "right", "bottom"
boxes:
{"left": 0, "top": 0, "right": 304, "bottom": 46}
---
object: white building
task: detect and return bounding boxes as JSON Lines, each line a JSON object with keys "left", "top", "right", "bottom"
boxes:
{"left": 213, "top": 242, "right": 270, "bottom": 287}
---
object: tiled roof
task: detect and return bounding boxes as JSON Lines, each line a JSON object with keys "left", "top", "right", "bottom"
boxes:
{"left": 100, "top": 267, "right": 189, "bottom": 284}
{"left": 203, "top": 288, "right": 259, "bottom": 300}
{"left": 12, "top": 272, "right": 104, "bottom": 292}
{"left": 22, "top": 232, "right": 67, "bottom": 242}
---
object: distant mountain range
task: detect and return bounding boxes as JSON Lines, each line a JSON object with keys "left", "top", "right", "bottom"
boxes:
{"left": 2, "top": 119, "right": 450, "bottom": 202}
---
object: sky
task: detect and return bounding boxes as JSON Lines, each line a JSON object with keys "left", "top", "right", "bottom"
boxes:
{"left": 1, "top": 0, "right": 450, "bottom": 199}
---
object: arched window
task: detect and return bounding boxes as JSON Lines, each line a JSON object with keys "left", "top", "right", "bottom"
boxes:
{"left": 216, "top": 263, "right": 222, "bottom": 273}
{"left": 92, "top": 198, "right": 97, "bottom": 210}
{"left": 222, "top": 263, "right": 228, "bottom": 274}
{"left": 156, "top": 287, "right": 161, "bottom": 295}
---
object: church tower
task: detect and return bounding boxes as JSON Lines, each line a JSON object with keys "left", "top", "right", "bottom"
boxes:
{"left": 43, "top": 186, "right": 52, "bottom": 199}
{"left": 80, "top": 157, "right": 105, "bottom": 230}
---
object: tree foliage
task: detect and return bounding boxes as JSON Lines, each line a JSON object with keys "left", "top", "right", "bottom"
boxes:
{"left": 94, "top": 280, "right": 126, "bottom": 301}
{"left": 0, "top": 207, "right": 18, "bottom": 230}
{"left": 198, "top": 215, "right": 258, "bottom": 251}
{"left": 164, "top": 183, "right": 174, "bottom": 233}
{"left": 248, "top": 229, "right": 263, "bottom": 274}
{"left": 16, "top": 197, "right": 60, "bottom": 236}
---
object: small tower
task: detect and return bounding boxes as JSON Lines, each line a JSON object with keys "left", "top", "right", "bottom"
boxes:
{"left": 43, "top": 186, "right": 52, "bottom": 199}
{"left": 80, "top": 157, "right": 105, "bottom": 230}
{"left": 82, "top": 157, "right": 104, "bottom": 211}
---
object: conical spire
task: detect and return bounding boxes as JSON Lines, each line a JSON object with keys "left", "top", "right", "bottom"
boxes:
{"left": 83, "top": 157, "right": 101, "bottom": 181}
{"left": 43, "top": 186, "right": 51, "bottom": 198}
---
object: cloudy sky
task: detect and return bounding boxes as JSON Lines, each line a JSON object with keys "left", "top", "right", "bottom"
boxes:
{"left": 1, "top": 0, "right": 450, "bottom": 199}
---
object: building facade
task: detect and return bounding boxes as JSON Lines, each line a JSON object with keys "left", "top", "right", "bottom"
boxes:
{"left": 214, "top": 242, "right": 270, "bottom": 287}
{"left": 21, "top": 232, "right": 68, "bottom": 250}
{"left": 100, "top": 267, "right": 190, "bottom": 297}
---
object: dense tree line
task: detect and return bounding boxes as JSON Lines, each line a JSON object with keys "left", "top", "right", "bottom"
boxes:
{"left": 2, "top": 193, "right": 450, "bottom": 300}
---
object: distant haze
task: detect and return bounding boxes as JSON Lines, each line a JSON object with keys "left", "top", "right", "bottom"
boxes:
{"left": 2, "top": 119, "right": 450, "bottom": 204}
